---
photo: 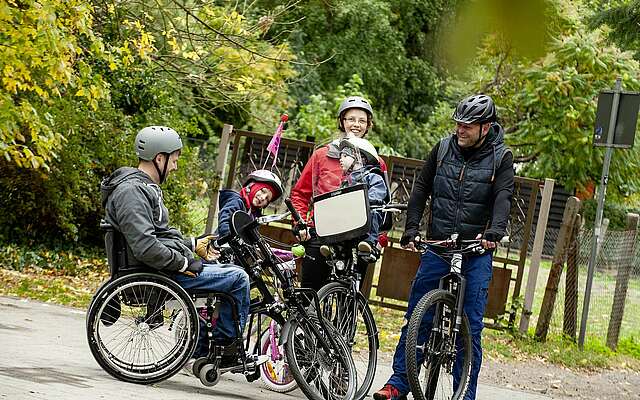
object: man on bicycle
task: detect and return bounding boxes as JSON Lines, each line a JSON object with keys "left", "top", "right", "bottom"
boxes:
{"left": 101, "top": 126, "right": 261, "bottom": 368}
{"left": 374, "top": 94, "right": 514, "bottom": 400}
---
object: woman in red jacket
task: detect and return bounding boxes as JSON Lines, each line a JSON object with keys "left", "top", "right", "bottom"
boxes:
{"left": 290, "top": 96, "right": 387, "bottom": 290}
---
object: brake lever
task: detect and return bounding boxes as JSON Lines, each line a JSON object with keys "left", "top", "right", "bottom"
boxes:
{"left": 256, "top": 211, "right": 291, "bottom": 225}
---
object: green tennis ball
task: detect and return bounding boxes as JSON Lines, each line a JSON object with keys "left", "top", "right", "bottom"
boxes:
{"left": 292, "top": 245, "right": 306, "bottom": 257}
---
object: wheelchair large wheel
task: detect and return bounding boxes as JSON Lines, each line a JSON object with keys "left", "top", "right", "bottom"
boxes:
{"left": 86, "top": 273, "right": 198, "bottom": 384}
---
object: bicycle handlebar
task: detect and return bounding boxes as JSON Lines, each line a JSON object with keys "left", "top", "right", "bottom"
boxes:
{"left": 371, "top": 203, "right": 408, "bottom": 212}
{"left": 284, "top": 198, "right": 303, "bottom": 224}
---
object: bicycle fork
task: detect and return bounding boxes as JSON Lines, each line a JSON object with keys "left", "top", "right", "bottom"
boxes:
{"left": 433, "top": 254, "right": 467, "bottom": 343}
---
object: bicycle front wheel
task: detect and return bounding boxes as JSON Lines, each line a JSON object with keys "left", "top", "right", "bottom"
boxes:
{"left": 405, "top": 289, "right": 473, "bottom": 400}
{"left": 284, "top": 315, "right": 357, "bottom": 400}
{"left": 317, "top": 281, "right": 377, "bottom": 400}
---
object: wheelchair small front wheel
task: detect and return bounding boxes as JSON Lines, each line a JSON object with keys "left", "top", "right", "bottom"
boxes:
{"left": 86, "top": 273, "right": 198, "bottom": 384}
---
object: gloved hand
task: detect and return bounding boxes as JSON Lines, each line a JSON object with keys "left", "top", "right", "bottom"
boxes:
{"left": 482, "top": 230, "right": 503, "bottom": 243}
{"left": 186, "top": 259, "right": 203, "bottom": 275}
{"left": 195, "top": 234, "right": 215, "bottom": 259}
{"left": 400, "top": 229, "right": 420, "bottom": 248}
{"left": 292, "top": 222, "right": 310, "bottom": 242}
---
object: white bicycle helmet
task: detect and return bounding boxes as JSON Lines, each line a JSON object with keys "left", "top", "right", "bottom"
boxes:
{"left": 338, "top": 137, "right": 379, "bottom": 166}
{"left": 134, "top": 126, "right": 183, "bottom": 184}
{"left": 244, "top": 170, "right": 284, "bottom": 201}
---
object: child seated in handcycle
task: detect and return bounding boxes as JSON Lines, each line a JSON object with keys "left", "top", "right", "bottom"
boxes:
{"left": 216, "top": 169, "right": 284, "bottom": 237}
{"left": 337, "top": 137, "right": 389, "bottom": 263}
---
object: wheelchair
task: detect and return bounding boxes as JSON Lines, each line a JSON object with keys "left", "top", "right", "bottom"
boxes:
{"left": 86, "top": 221, "right": 260, "bottom": 386}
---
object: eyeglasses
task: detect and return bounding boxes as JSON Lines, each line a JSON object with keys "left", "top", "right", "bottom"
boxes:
{"left": 343, "top": 117, "right": 368, "bottom": 126}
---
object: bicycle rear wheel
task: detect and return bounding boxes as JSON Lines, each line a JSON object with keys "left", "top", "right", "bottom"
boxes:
{"left": 317, "top": 281, "right": 377, "bottom": 400}
{"left": 405, "top": 289, "right": 472, "bottom": 400}
{"left": 284, "top": 315, "right": 357, "bottom": 400}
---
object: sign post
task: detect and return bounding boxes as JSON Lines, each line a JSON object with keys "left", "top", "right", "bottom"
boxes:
{"left": 579, "top": 78, "right": 640, "bottom": 349}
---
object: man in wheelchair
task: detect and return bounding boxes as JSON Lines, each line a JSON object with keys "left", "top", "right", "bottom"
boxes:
{"left": 99, "top": 125, "right": 265, "bottom": 375}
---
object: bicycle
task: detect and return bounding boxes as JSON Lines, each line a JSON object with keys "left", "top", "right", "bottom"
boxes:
{"left": 217, "top": 201, "right": 358, "bottom": 400}
{"left": 405, "top": 234, "right": 502, "bottom": 400}
{"left": 215, "top": 239, "right": 298, "bottom": 393}
{"left": 314, "top": 202, "right": 407, "bottom": 400}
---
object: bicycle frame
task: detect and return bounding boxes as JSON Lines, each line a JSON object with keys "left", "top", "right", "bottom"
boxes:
{"left": 226, "top": 212, "right": 347, "bottom": 362}
{"left": 435, "top": 253, "right": 467, "bottom": 337}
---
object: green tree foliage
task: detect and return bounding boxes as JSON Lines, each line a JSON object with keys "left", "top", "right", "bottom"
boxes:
{"left": 255, "top": 0, "right": 452, "bottom": 122}
{"left": 0, "top": 0, "right": 110, "bottom": 170}
{"left": 0, "top": 0, "right": 296, "bottom": 244}
{"left": 589, "top": 0, "right": 640, "bottom": 59}
{"left": 425, "top": 1, "right": 640, "bottom": 200}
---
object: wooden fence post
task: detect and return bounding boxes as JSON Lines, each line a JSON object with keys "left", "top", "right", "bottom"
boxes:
{"left": 205, "top": 124, "right": 233, "bottom": 234}
{"left": 563, "top": 214, "right": 582, "bottom": 340}
{"left": 606, "top": 213, "right": 639, "bottom": 350}
{"left": 520, "top": 178, "right": 554, "bottom": 334}
{"left": 535, "top": 197, "right": 581, "bottom": 341}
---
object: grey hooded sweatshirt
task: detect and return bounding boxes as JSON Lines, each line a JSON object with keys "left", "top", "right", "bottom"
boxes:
{"left": 100, "top": 167, "right": 194, "bottom": 272}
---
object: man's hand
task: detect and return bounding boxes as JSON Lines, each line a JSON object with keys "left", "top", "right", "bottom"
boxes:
{"left": 400, "top": 230, "right": 420, "bottom": 252}
{"left": 475, "top": 233, "right": 497, "bottom": 250}
{"left": 293, "top": 223, "right": 310, "bottom": 242}
{"left": 186, "top": 259, "right": 203, "bottom": 275}
{"left": 195, "top": 235, "right": 214, "bottom": 259}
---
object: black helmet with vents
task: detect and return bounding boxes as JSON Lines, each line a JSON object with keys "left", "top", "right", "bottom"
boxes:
{"left": 452, "top": 94, "right": 497, "bottom": 124}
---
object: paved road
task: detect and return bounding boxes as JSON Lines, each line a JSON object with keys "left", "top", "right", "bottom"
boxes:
{"left": 0, "top": 296, "right": 550, "bottom": 399}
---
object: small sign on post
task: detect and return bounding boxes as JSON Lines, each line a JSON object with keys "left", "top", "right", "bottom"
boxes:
{"left": 593, "top": 90, "right": 640, "bottom": 148}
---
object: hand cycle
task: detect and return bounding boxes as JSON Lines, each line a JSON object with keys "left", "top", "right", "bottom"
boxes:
{"left": 310, "top": 202, "right": 408, "bottom": 400}
{"left": 208, "top": 221, "right": 299, "bottom": 393}
{"left": 404, "top": 234, "right": 507, "bottom": 400}
{"left": 213, "top": 201, "right": 357, "bottom": 400}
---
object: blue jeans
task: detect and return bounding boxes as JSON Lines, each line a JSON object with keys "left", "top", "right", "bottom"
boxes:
{"left": 386, "top": 249, "right": 493, "bottom": 400}
{"left": 174, "top": 263, "right": 250, "bottom": 357}
{"left": 365, "top": 210, "right": 383, "bottom": 245}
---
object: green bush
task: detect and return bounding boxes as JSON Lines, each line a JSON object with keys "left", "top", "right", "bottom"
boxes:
{"left": 0, "top": 75, "right": 212, "bottom": 245}
{"left": 580, "top": 199, "right": 640, "bottom": 230}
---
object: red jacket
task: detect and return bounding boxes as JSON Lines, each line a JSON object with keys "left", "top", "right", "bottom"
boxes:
{"left": 290, "top": 145, "right": 341, "bottom": 226}
{"left": 290, "top": 143, "right": 389, "bottom": 227}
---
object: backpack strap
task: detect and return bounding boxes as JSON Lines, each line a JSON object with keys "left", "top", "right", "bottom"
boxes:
{"left": 437, "top": 136, "right": 452, "bottom": 168}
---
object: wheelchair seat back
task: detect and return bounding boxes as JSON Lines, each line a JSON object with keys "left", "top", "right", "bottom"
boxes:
{"left": 101, "top": 219, "right": 157, "bottom": 277}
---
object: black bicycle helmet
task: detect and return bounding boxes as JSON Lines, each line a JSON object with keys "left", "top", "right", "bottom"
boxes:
{"left": 452, "top": 94, "right": 497, "bottom": 124}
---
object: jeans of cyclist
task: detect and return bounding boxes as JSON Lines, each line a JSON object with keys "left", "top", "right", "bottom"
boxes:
{"left": 364, "top": 209, "right": 383, "bottom": 244}
{"left": 386, "top": 248, "right": 493, "bottom": 400}
{"left": 174, "top": 263, "right": 250, "bottom": 357}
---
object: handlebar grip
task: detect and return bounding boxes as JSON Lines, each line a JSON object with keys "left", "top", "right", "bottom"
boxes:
{"left": 215, "top": 234, "right": 231, "bottom": 247}
{"left": 284, "top": 198, "right": 303, "bottom": 224}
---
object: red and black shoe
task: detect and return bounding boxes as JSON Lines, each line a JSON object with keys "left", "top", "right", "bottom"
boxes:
{"left": 373, "top": 384, "right": 407, "bottom": 400}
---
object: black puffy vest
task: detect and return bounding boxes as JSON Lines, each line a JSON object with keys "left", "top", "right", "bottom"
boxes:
{"left": 430, "top": 124, "right": 509, "bottom": 240}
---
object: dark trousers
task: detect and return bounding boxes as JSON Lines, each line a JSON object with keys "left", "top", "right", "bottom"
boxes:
{"left": 299, "top": 236, "right": 331, "bottom": 291}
